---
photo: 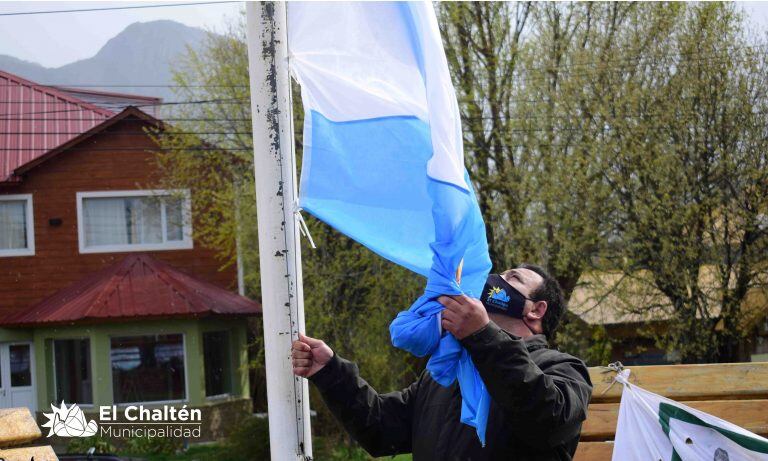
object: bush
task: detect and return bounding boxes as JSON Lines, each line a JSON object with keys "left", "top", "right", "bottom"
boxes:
{"left": 222, "top": 415, "right": 270, "bottom": 460}
{"left": 123, "top": 435, "right": 183, "bottom": 456}
{"left": 66, "top": 435, "right": 116, "bottom": 454}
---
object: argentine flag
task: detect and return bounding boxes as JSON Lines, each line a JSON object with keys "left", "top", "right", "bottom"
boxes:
{"left": 288, "top": 1, "right": 493, "bottom": 444}
{"left": 612, "top": 370, "right": 768, "bottom": 460}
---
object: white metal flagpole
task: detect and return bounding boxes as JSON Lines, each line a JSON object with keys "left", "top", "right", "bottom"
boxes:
{"left": 245, "top": 2, "right": 313, "bottom": 460}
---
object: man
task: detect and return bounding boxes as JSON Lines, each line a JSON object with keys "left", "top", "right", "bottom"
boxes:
{"left": 292, "top": 264, "right": 593, "bottom": 460}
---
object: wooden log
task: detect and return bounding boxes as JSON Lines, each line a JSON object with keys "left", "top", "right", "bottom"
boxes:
{"left": 589, "top": 362, "right": 768, "bottom": 403}
{"left": 0, "top": 446, "right": 58, "bottom": 461}
{"left": 581, "top": 399, "right": 768, "bottom": 441}
{"left": 574, "top": 441, "right": 613, "bottom": 461}
{"left": 0, "top": 409, "right": 42, "bottom": 447}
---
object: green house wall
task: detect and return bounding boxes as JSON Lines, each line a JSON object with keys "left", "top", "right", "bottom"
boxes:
{"left": 0, "top": 318, "right": 250, "bottom": 411}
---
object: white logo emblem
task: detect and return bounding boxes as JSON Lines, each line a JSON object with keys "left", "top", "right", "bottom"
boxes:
{"left": 42, "top": 402, "right": 98, "bottom": 437}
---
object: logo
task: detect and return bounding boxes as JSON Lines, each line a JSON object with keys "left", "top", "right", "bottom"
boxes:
{"left": 40, "top": 403, "right": 203, "bottom": 439}
{"left": 42, "top": 402, "right": 98, "bottom": 437}
{"left": 487, "top": 286, "right": 510, "bottom": 304}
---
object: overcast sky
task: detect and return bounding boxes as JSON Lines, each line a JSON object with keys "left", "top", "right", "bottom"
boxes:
{"left": 0, "top": 1, "right": 243, "bottom": 68}
{"left": 0, "top": 1, "right": 767, "bottom": 69}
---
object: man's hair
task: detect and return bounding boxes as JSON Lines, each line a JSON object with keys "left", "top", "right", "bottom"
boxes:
{"left": 516, "top": 263, "right": 566, "bottom": 339}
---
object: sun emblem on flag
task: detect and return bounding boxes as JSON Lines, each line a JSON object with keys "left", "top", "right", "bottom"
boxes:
{"left": 41, "top": 401, "right": 98, "bottom": 437}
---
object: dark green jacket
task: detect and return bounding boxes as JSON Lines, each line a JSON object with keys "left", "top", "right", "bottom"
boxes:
{"left": 309, "top": 321, "right": 593, "bottom": 460}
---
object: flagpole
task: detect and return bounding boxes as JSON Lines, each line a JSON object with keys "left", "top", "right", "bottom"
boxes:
{"left": 245, "top": 2, "right": 313, "bottom": 460}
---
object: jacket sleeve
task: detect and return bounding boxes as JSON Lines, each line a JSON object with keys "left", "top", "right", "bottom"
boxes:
{"left": 461, "top": 321, "right": 593, "bottom": 448}
{"left": 308, "top": 353, "right": 418, "bottom": 457}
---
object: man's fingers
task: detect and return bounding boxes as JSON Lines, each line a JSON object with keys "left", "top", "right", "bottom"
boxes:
{"left": 441, "top": 308, "right": 458, "bottom": 323}
{"left": 292, "top": 358, "right": 312, "bottom": 368}
{"left": 438, "top": 296, "right": 462, "bottom": 311}
{"left": 451, "top": 294, "right": 472, "bottom": 305}
{"left": 292, "top": 349, "right": 312, "bottom": 360}
{"left": 300, "top": 333, "right": 325, "bottom": 348}
{"left": 437, "top": 295, "right": 454, "bottom": 307}
{"left": 293, "top": 366, "right": 311, "bottom": 377}
{"left": 441, "top": 317, "right": 455, "bottom": 332}
{"left": 292, "top": 341, "right": 311, "bottom": 352}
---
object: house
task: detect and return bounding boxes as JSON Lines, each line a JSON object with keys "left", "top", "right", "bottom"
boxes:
{"left": 569, "top": 269, "right": 768, "bottom": 365}
{"left": 0, "top": 69, "right": 260, "bottom": 439}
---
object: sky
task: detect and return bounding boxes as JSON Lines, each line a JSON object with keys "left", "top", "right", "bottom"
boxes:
{"left": 742, "top": 1, "right": 768, "bottom": 34}
{"left": 0, "top": 1, "right": 244, "bottom": 68}
{"left": 0, "top": 1, "right": 766, "bottom": 69}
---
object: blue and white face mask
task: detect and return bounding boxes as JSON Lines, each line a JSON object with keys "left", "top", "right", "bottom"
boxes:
{"left": 480, "top": 273, "right": 532, "bottom": 319}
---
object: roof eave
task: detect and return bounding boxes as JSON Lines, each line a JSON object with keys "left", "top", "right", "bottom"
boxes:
{"left": 0, "top": 311, "right": 261, "bottom": 329}
{"left": 0, "top": 69, "right": 114, "bottom": 118}
{"left": 12, "top": 106, "right": 163, "bottom": 178}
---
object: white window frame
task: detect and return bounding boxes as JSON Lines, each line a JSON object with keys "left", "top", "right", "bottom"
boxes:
{"left": 76, "top": 189, "right": 193, "bottom": 254}
{"left": 0, "top": 194, "right": 35, "bottom": 257}
{"left": 109, "top": 332, "right": 189, "bottom": 406}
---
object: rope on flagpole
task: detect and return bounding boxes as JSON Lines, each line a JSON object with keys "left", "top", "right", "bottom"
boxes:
{"left": 295, "top": 206, "right": 317, "bottom": 250}
{"left": 599, "top": 361, "right": 633, "bottom": 395}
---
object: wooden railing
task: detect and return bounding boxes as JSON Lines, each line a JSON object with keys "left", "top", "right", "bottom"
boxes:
{"left": 575, "top": 362, "right": 768, "bottom": 460}
{"left": 0, "top": 408, "right": 57, "bottom": 461}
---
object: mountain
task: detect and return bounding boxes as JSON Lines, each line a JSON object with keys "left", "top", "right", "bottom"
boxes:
{"left": 0, "top": 20, "right": 210, "bottom": 101}
{"left": 0, "top": 55, "right": 49, "bottom": 83}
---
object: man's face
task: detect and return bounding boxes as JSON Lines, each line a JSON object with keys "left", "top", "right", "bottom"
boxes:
{"left": 501, "top": 268, "right": 544, "bottom": 306}
{"left": 489, "top": 267, "right": 548, "bottom": 336}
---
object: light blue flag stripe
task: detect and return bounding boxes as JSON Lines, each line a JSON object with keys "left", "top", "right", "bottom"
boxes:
{"left": 300, "top": 111, "right": 435, "bottom": 276}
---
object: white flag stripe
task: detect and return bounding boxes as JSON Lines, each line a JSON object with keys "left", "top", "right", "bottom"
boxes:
{"left": 288, "top": 2, "right": 428, "bottom": 122}
{"left": 405, "top": 2, "right": 468, "bottom": 190}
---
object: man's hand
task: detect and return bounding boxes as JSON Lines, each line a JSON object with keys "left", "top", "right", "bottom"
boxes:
{"left": 438, "top": 294, "right": 490, "bottom": 340}
{"left": 292, "top": 333, "right": 334, "bottom": 378}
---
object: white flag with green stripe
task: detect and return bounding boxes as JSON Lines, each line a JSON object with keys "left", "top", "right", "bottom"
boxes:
{"left": 612, "top": 370, "right": 768, "bottom": 461}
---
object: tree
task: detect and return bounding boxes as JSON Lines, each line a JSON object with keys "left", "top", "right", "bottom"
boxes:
{"left": 439, "top": 2, "right": 622, "bottom": 301}
{"left": 596, "top": 3, "right": 768, "bottom": 362}
{"left": 441, "top": 2, "right": 768, "bottom": 362}
{"left": 438, "top": 2, "right": 535, "bottom": 273}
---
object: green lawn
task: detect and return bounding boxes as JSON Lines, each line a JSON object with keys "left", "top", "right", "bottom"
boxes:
{"left": 122, "top": 444, "right": 225, "bottom": 461}
{"left": 124, "top": 443, "right": 412, "bottom": 461}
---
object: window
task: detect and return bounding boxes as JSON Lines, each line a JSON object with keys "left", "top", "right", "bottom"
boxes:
{"left": 53, "top": 339, "right": 93, "bottom": 405}
{"left": 0, "top": 194, "right": 34, "bottom": 257}
{"left": 9, "top": 344, "right": 31, "bottom": 387}
{"left": 111, "top": 334, "right": 186, "bottom": 404}
{"left": 77, "top": 190, "right": 192, "bottom": 253}
{"left": 203, "top": 331, "right": 232, "bottom": 397}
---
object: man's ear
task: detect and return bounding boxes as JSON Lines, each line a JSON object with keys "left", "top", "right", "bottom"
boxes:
{"left": 527, "top": 300, "right": 548, "bottom": 321}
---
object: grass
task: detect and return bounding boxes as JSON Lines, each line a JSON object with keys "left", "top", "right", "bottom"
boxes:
{"left": 121, "top": 444, "right": 227, "bottom": 461}
{"left": 129, "top": 443, "right": 413, "bottom": 461}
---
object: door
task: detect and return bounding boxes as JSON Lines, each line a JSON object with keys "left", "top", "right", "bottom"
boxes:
{"left": 0, "top": 343, "right": 35, "bottom": 411}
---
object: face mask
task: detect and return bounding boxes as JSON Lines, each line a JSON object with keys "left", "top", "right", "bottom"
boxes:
{"left": 480, "top": 273, "right": 532, "bottom": 319}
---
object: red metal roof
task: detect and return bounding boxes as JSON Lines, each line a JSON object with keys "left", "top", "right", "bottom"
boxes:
{"left": 54, "top": 86, "right": 162, "bottom": 117}
{"left": 0, "top": 69, "right": 115, "bottom": 182}
{"left": 0, "top": 254, "right": 261, "bottom": 327}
